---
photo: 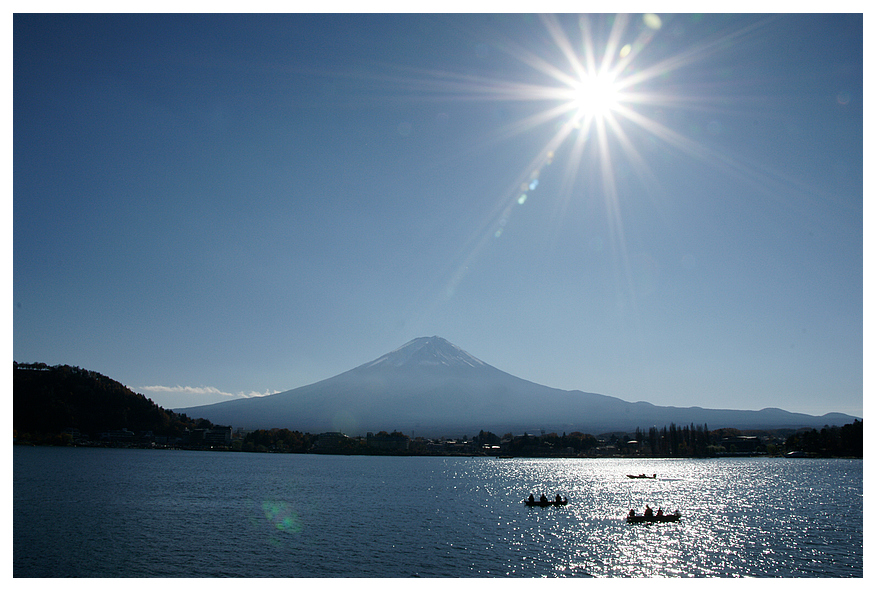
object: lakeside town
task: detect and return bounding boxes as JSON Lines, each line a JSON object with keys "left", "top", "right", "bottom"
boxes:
{"left": 19, "top": 420, "right": 863, "bottom": 459}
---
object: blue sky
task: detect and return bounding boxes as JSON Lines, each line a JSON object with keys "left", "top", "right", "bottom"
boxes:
{"left": 13, "top": 10, "right": 863, "bottom": 418}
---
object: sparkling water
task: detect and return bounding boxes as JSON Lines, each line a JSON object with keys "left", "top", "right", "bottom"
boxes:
{"left": 13, "top": 446, "right": 862, "bottom": 577}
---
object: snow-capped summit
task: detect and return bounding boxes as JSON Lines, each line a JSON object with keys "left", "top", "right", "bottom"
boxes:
{"left": 365, "top": 336, "right": 485, "bottom": 369}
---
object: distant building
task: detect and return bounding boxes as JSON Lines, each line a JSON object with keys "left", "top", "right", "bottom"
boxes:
{"left": 720, "top": 434, "right": 760, "bottom": 453}
{"left": 312, "top": 432, "right": 351, "bottom": 453}
{"left": 366, "top": 431, "right": 410, "bottom": 452}
{"left": 99, "top": 428, "right": 135, "bottom": 443}
{"left": 203, "top": 426, "right": 232, "bottom": 446}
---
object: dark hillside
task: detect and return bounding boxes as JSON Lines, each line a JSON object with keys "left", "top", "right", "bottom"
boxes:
{"left": 13, "top": 362, "right": 208, "bottom": 441}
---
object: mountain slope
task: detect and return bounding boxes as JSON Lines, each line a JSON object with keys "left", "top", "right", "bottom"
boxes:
{"left": 176, "top": 336, "right": 859, "bottom": 436}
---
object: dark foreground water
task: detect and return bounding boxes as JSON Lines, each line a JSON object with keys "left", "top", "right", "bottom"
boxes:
{"left": 13, "top": 446, "right": 862, "bottom": 577}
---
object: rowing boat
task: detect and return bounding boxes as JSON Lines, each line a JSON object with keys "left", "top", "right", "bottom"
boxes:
{"left": 524, "top": 498, "right": 568, "bottom": 507}
{"left": 626, "top": 511, "right": 681, "bottom": 523}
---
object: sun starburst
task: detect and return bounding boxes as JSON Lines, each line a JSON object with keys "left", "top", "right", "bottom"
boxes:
{"left": 355, "top": 14, "right": 783, "bottom": 307}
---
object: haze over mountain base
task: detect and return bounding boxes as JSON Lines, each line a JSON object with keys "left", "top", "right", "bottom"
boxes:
{"left": 176, "top": 337, "right": 858, "bottom": 437}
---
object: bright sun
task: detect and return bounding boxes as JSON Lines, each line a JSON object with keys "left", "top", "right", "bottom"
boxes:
{"left": 567, "top": 72, "right": 621, "bottom": 121}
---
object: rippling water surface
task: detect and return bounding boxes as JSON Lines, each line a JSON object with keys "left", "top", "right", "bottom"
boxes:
{"left": 14, "top": 446, "right": 862, "bottom": 577}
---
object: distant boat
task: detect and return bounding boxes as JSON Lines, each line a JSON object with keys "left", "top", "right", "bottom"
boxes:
{"left": 524, "top": 497, "right": 568, "bottom": 507}
{"left": 627, "top": 510, "right": 681, "bottom": 523}
{"left": 627, "top": 473, "right": 657, "bottom": 479}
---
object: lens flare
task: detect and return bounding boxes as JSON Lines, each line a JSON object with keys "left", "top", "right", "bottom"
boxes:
{"left": 262, "top": 500, "right": 303, "bottom": 534}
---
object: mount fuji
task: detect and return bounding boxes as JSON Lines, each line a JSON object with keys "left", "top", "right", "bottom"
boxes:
{"left": 175, "top": 336, "right": 858, "bottom": 437}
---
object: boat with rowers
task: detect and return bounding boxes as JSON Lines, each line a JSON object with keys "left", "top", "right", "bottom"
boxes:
{"left": 524, "top": 493, "right": 568, "bottom": 507}
{"left": 627, "top": 473, "right": 657, "bottom": 479}
{"left": 627, "top": 506, "right": 680, "bottom": 523}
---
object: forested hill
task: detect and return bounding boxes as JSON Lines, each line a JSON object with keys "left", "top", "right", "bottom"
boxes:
{"left": 13, "top": 362, "right": 211, "bottom": 442}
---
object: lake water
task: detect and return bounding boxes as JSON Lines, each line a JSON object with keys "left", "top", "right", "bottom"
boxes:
{"left": 13, "top": 446, "right": 862, "bottom": 577}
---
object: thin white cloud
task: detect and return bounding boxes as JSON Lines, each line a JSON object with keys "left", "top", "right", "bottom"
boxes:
{"left": 139, "top": 384, "right": 282, "bottom": 411}
{"left": 142, "top": 385, "right": 231, "bottom": 396}
{"left": 241, "top": 389, "right": 280, "bottom": 398}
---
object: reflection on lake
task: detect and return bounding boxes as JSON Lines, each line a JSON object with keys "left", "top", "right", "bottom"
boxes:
{"left": 14, "top": 447, "right": 862, "bottom": 577}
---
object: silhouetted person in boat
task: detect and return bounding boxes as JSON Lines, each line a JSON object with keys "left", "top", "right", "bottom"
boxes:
{"left": 629, "top": 509, "right": 636, "bottom": 518}
{"left": 656, "top": 508, "right": 664, "bottom": 517}
{"left": 540, "top": 494, "right": 548, "bottom": 503}
{"left": 555, "top": 494, "right": 562, "bottom": 504}
{"left": 644, "top": 505, "right": 653, "bottom": 518}
{"left": 528, "top": 494, "right": 535, "bottom": 503}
